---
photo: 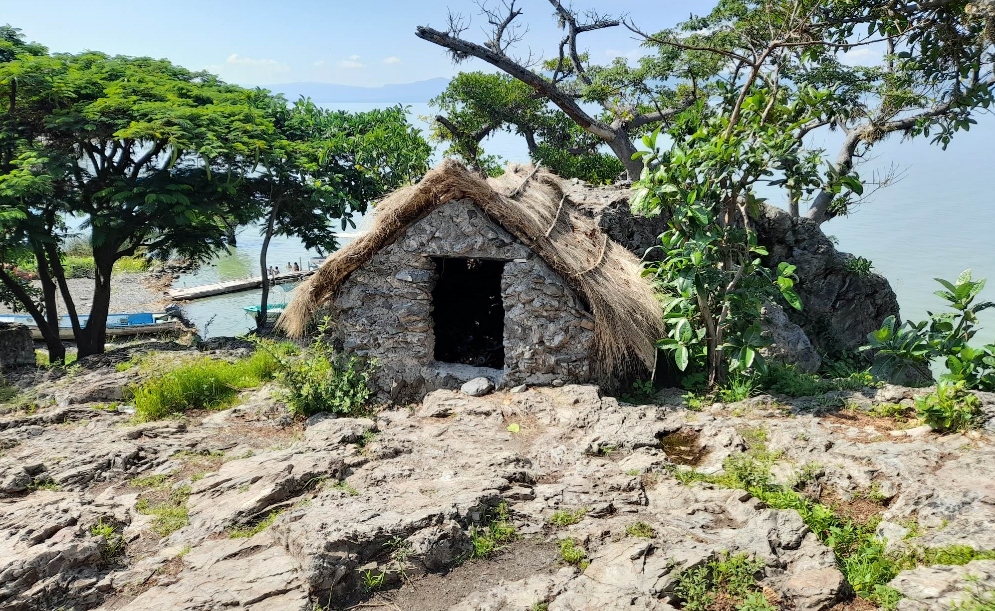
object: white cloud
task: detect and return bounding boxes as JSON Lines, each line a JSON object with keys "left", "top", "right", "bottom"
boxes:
{"left": 382, "top": 56, "right": 401, "bottom": 65}
{"left": 840, "top": 46, "right": 884, "bottom": 67}
{"left": 605, "top": 48, "right": 644, "bottom": 64}
{"left": 338, "top": 59, "right": 365, "bottom": 69}
{"left": 205, "top": 54, "right": 291, "bottom": 84}
{"left": 349, "top": 54, "right": 361, "bottom": 61}
{"left": 225, "top": 54, "right": 290, "bottom": 71}
{"left": 313, "top": 60, "right": 326, "bottom": 67}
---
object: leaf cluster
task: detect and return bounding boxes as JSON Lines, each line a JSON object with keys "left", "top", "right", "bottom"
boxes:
{"left": 862, "top": 270, "right": 995, "bottom": 390}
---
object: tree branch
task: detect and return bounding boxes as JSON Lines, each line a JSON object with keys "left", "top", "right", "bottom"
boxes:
{"left": 416, "top": 25, "right": 615, "bottom": 140}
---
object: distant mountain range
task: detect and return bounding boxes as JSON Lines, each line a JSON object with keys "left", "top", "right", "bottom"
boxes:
{"left": 268, "top": 78, "right": 449, "bottom": 104}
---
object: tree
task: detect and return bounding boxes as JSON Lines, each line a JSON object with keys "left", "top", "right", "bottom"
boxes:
{"left": 419, "top": 1, "right": 994, "bottom": 220}
{"left": 0, "top": 50, "right": 270, "bottom": 357}
{"left": 416, "top": 1, "right": 692, "bottom": 179}
{"left": 430, "top": 71, "right": 624, "bottom": 182}
{"left": 246, "top": 97, "right": 430, "bottom": 329}
{"left": 629, "top": 0, "right": 995, "bottom": 224}
{"left": 633, "top": 91, "right": 807, "bottom": 387}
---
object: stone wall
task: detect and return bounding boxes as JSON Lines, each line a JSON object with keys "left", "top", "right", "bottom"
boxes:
{"left": 0, "top": 324, "right": 34, "bottom": 369}
{"left": 329, "top": 199, "right": 594, "bottom": 400}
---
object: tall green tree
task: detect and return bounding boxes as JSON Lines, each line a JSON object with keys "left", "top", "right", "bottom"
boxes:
{"left": 246, "top": 97, "right": 430, "bottom": 328}
{"left": 0, "top": 49, "right": 270, "bottom": 357}
{"left": 429, "top": 71, "right": 623, "bottom": 182}
{"left": 418, "top": 1, "right": 994, "bottom": 219}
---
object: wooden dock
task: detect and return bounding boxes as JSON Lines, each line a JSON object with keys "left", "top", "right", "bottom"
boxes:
{"left": 166, "top": 270, "right": 316, "bottom": 301}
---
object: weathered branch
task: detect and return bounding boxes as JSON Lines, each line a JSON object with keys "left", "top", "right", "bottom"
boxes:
{"left": 416, "top": 25, "right": 614, "bottom": 140}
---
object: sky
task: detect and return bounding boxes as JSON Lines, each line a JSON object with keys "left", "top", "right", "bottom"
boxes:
{"left": 2, "top": 0, "right": 727, "bottom": 87}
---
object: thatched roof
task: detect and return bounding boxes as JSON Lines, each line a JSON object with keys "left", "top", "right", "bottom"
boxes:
{"left": 278, "top": 159, "right": 665, "bottom": 384}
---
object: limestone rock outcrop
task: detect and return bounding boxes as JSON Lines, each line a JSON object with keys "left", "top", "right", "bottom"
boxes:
{"left": 1, "top": 359, "right": 993, "bottom": 611}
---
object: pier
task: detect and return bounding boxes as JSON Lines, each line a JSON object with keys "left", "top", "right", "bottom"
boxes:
{"left": 166, "top": 269, "right": 316, "bottom": 301}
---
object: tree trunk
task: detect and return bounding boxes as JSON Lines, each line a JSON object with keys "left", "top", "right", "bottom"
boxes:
{"left": 805, "top": 128, "right": 864, "bottom": 225}
{"left": 257, "top": 205, "right": 280, "bottom": 331}
{"left": 78, "top": 249, "right": 115, "bottom": 357}
{"left": 31, "top": 244, "right": 60, "bottom": 335}
{"left": 789, "top": 198, "right": 799, "bottom": 218}
{"left": 44, "top": 242, "right": 83, "bottom": 342}
{"left": 0, "top": 268, "right": 64, "bottom": 363}
{"left": 605, "top": 130, "right": 643, "bottom": 180}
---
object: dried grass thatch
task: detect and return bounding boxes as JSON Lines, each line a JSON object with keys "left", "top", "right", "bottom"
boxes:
{"left": 278, "top": 159, "right": 665, "bottom": 385}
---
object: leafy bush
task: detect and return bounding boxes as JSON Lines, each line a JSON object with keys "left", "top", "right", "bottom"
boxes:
{"left": 862, "top": 270, "right": 995, "bottom": 389}
{"left": 675, "top": 553, "right": 770, "bottom": 611}
{"left": 844, "top": 256, "right": 874, "bottom": 276}
{"left": 757, "top": 363, "right": 873, "bottom": 397}
{"left": 266, "top": 328, "right": 374, "bottom": 418}
{"left": 558, "top": 538, "right": 588, "bottom": 567}
{"left": 915, "top": 381, "right": 981, "bottom": 432}
{"left": 532, "top": 143, "right": 623, "bottom": 185}
{"left": 62, "top": 256, "right": 95, "bottom": 279}
{"left": 625, "top": 521, "right": 656, "bottom": 538}
{"left": 633, "top": 103, "right": 806, "bottom": 389}
{"left": 132, "top": 351, "right": 281, "bottom": 421}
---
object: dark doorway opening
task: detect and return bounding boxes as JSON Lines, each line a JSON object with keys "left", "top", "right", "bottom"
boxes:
{"left": 432, "top": 257, "right": 506, "bottom": 369}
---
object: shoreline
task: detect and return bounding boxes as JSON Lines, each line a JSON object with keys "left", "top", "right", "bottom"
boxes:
{"left": 0, "top": 273, "right": 170, "bottom": 318}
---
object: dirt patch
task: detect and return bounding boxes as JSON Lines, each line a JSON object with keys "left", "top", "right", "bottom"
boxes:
{"left": 828, "top": 596, "right": 878, "bottom": 611}
{"left": 357, "top": 538, "right": 559, "bottom": 611}
{"left": 660, "top": 430, "right": 706, "bottom": 466}
{"left": 820, "top": 489, "right": 887, "bottom": 525}
{"left": 819, "top": 408, "right": 920, "bottom": 440}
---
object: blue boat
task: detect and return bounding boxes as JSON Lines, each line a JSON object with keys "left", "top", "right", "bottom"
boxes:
{"left": 0, "top": 312, "right": 184, "bottom": 340}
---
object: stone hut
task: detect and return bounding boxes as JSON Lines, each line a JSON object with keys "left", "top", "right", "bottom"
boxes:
{"left": 280, "top": 161, "right": 665, "bottom": 401}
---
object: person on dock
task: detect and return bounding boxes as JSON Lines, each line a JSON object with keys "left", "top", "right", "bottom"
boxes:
{"left": 293, "top": 262, "right": 300, "bottom": 272}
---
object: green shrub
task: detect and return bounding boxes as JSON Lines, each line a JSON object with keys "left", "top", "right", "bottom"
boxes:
{"left": 558, "top": 538, "right": 588, "bottom": 567}
{"left": 132, "top": 351, "right": 280, "bottom": 421}
{"left": 90, "top": 518, "right": 125, "bottom": 561}
{"left": 62, "top": 256, "right": 96, "bottom": 279}
{"left": 758, "top": 363, "right": 873, "bottom": 397}
{"left": 265, "top": 329, "right": 374, "bottom": 418}
{"left": 718, "top": 375, "right": 755, "bottom": 402}
{"left": 844, "top": 256, "right": 874, "bottom": 277}
{"left": 113, "top": 256, "right": 149, "bottom": 273}
{"left": 915, "top": 381, "right": 981, "bottom": 432}
{"left": 675, "top": 553, "right": 769, "bottom": 611}
{"left": 862, "top": 271, "right": 995, "bottom": 390}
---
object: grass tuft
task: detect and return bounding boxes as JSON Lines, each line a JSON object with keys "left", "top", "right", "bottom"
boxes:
{"left": 132, "top": 351, "right": 280, "bottom": 421}
{"left": 135, "top": 485, "right": 191, "bottom": 536}
{"left": 625, "top": 521, "right": 657, "bottom": 538}
{"left": 470, "top": 502, "right": 517, "bottom": 559}
{"left": 558, "top": 537, "right": 589, "bottom": 569}
{"left": 229, "top": 510, "right": 283, "bottom": 538}
{"left": 549, "top": 508, "right": 587, "bottom": 528}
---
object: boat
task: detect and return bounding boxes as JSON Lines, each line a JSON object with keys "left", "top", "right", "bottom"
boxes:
{"left": 307, "top": 256, "right": 326, "bottom": 270}
{"left": 243, "top": 303, "right": 287, "bottom": 319}
{"left": 0, "top": 312, "right": 186, "bottom": 340}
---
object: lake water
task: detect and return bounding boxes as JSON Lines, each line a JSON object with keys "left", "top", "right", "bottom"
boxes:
{"left": 178, "top": 102, "right": 995, "bottom": 346}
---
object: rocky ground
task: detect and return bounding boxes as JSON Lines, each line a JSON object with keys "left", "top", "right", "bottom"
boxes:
{"left": 1, "top": 354, "right": 994, "bottom": 611}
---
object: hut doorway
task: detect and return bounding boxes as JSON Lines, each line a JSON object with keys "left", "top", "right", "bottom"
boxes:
{"left": 431, "top": 257, "right": 506, "bottom": 369}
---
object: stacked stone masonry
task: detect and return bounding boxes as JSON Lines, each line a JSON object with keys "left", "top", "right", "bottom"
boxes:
{"left": 329, "top": 199, "right": 594, "bottom": 400}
